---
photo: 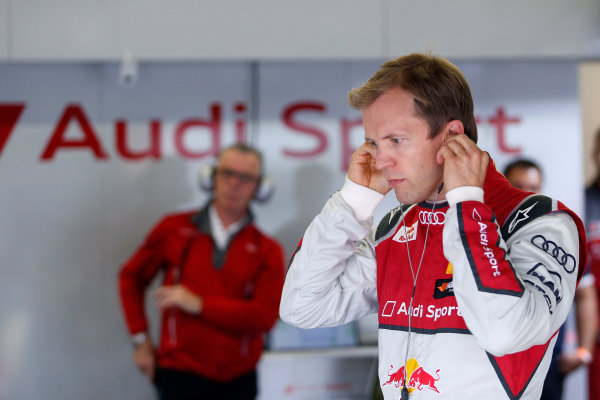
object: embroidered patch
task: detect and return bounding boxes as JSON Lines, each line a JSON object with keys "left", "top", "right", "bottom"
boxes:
{"left": 393, "top": 221, "right": 418, "bottom": 243}
{"left": 433, "top": 278, "right": 454, "bottom": 299}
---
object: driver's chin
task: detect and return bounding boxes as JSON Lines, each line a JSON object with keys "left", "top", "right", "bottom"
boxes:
{"left": 394, "top": 186, "right": 437, "bottom": 205}
{"left": 394, "top": 191, "right": 419, "bottom": 205}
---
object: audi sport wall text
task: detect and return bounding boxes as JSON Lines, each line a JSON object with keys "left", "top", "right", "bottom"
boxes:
{"left": 4, "top": 101, "right": 527, "bottom": 171}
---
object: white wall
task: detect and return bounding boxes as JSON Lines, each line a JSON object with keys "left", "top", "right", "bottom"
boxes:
{"left": 1, "top": 0, "right": 600, "bottom": 61}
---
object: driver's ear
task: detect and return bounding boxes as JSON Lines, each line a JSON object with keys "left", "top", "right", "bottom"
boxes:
{"left": 446, "top": 120, "right": 465, "bottom": 139}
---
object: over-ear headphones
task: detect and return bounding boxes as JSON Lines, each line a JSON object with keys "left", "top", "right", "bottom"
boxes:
{"left": 199, "top": 164, "right": 274, "bottom": 202}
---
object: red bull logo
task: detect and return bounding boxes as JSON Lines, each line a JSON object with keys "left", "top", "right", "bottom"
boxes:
{"left": 381, "top": 358, "right": 441, "bottom": 395}
{"left": 381, "top": 364, "right": 405, "bottom": 388}
{"left": 393, "top": 221, "right": 418, "bottom": 243}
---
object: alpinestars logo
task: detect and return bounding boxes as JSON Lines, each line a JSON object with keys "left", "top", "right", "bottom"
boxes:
{"left": 381, "top": 358, "right": 441, "bottom": 394}
{"left": 393, "top": 221, "right": 418, "bottom": 243}
{"left": 508, "top": 202, "right": 538, "bottom": 233}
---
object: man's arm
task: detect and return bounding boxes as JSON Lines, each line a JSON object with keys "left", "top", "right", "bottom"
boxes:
{"left": 132, "top": 336, "right": 156, "bottom": 380}
{"left": 444, "top": 201, "right": 580, "bottom": 356}
{"left": 280, "top": 142, "right": 388, "bottom": 328}
{"left": 118, "top": 225, "right": 166, "bottom": 335}
{"left": 574, "top": 282, "right": 598, "bottom": 361}
{"left": 438, "top": 133, "right": 581, "bottom": 356}
{"left": 560, "top": 278, "right": 598, "bottom": 373}
{"left": 118, "top": 219, "right": 167, "bottom": 379}
{"left": 279, "top": 185, "right": 381, "bottom": 328}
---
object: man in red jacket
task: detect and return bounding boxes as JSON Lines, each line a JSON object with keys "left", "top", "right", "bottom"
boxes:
{"left": 119, "top": 143, "right": 285, "bottom": 400}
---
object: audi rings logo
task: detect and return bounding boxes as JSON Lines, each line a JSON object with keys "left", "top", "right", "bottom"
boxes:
{"left": 419, "top": 210, "right": 446, "bottom": 225}
{"left": 531, "top": 235, "right": 576, "bottom": 274}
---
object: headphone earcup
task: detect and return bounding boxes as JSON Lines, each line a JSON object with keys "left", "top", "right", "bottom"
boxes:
{"left": 199, "top": 164, "right": 216, "bottom": 191}
{"left": 254, "top": 176, "right": 274, "bottom": 202}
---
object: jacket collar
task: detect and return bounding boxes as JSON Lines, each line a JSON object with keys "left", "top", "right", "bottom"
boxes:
{"left": 190, "top": 199, "right": 254, "bottom": 235}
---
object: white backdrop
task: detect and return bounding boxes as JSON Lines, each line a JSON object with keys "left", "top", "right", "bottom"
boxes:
{"left": 0, "top": 59, "right": 583, "bottom": 399}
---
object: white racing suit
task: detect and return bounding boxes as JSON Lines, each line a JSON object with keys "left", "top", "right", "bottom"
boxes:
{"left": 280, "top": 159, "right": 587, "bottom": 400}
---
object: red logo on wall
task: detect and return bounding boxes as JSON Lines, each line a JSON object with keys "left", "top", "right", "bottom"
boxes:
{"left": 0, "top": 104, "right": 25, "bottom": 158}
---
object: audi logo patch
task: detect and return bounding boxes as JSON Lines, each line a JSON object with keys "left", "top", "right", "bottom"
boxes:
{"left": 419, "top": 210, "right": 446, "bottom": 225}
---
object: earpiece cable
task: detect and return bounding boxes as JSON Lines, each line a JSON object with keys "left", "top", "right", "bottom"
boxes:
{"left": 399, "top": 183, "right": 443, "bottom": 399}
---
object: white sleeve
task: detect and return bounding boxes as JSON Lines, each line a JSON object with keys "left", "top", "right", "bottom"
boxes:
{"left": 443, "top": 202, "right": 580, "bottom": 356}
{"left": 279, "top": 191, "right": 380, "bottom": 329}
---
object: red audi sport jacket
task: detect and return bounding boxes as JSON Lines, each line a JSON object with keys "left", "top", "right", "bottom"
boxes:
{"left": 119, "top": 204, "right": 285, "bottom": 381}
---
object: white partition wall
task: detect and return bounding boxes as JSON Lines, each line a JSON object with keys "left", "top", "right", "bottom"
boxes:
{"left": 0, "top": 59, "right": 584, "bottom": 399}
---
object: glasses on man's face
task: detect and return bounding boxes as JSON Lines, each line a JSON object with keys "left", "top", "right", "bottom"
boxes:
{"left": 215, "top": 168, "right": 259, "bottom": 185}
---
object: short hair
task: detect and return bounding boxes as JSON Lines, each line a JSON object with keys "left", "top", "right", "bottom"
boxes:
{"left": 503, "top": 158, "right": 542, "bottom": 179}
{"left": 217, "top": 143, "right": 264, "bottom": 173}
{"left": 348, "top": 53, "right": 478, "bottom": 143}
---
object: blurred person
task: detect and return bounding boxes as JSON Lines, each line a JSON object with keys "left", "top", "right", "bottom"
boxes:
{"left": 503, "top": 159, "right": 543, "bottom": 193}
{"left": 280, "top": 53, "right": 588, "bottom": 399}
{"left": 505, "top": 158, "right": 597, "bottom": 400}
{"left": 585, "top": 127, "right": 600, "bottom": 400}
{"left": 118, "top": 143, "right": 285, "bottom": 400}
